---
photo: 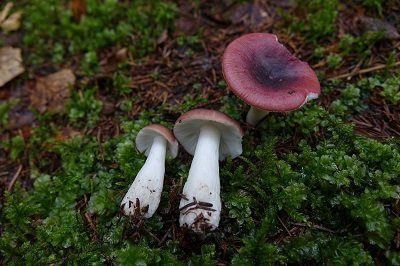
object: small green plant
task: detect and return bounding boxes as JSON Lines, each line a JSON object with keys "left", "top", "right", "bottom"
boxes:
{"left": 112, "top": 72, "right": 131, "bottom": 95}
{"left": 176, "top": 34, "right": 202, "bottom": 57}
{"left": 176, "top": 35, "right": 201, "bottom": 47}
{"left": 338, "top": 32, "right": 384, "bottom": 57}
{"left": 379, "top": 73, "right": 400, "bottom": 104}
{"left": 22, "top": 0, "right": 177, "bottom": 65}
{"left": 0, "top": 135, "right": 25, "bottom": 161}
{"left": 81, "top": 51, "right": 99, "bottom": 76}
{"left": 219, "top": 96, "right": 244, "bottom": 121}
{"left": 117, "top": 244, "right": 181, "bottom": 265}
{"left": 168, "top": 94, "right": 208, "bottom": 113}
{"left": 313, "top": 46, "right": 325, "bottom": 59}
{"left": 0, "top": 100, "right": 17, "bottom": 130}
{"left": 357, "top": 0, "right": 383, "bottom": 15}
{"left": 329, "top": 72, "right": 399, "bottom": 117}
{"left": 330, "top": 84, "right": 363, "bottom": 117}
{"left": 67, "top": 87, "right": 102, "bottom": 128}
{"left": 326, "top": 53, "right": 343, "bottom": 70}
{"left": 288, "top": 0, "right": 339, "bottom": 42}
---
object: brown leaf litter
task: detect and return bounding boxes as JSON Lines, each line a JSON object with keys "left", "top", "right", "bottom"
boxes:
{"left": 0, "top": 46, "right": 25, "bottom": 87}
{"left": 0, "top": 2, "right": 23, "bottom": 32}
{"left": 357, "top": 16, "right": 400, "bottom": 40}
{"left": 69, "top": 0, "right": 87, "bottom": 22}
{"left": 29, "top": 69, "right": 76, "bottom": 113}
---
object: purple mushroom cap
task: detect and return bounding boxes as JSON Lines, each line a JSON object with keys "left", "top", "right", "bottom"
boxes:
{"left": 222, "top": 33, "right": 320, "bottom": 112}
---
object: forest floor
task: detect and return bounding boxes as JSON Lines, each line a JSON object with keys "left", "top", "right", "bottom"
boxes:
{"left": 0, "top": 0, "right": 399, "bottom": 265}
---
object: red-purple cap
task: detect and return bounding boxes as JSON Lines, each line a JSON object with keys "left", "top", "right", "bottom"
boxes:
{"left": 222, "top": 33, "right": 320, "bottom": 112}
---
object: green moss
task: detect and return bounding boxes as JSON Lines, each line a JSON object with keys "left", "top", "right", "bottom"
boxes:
{"left": 117, "top": 244, "right": 182, "bottom": 265}
{"left": 338, "top": 32, "right": 384, "bottom": 58}
{"left": 356, "top": 0, "right": 384, "bottom": 15}
{"left": 66, "top": 87, "right": 102, "bottom": 128}
{"left": 1, "top": 1, "right": 399, "bottom": 265}
{"left": 379, "top": 73, "right": 400, "bottom": 104}
{"left": 0, "top": 135, "right": 25, "bottom": 161}
{"left": 22, "top": 0, "right": 177, "bottom": 65}
{"left": 0, "top": 100, "right": 17, "bottom": 130}
{"left": 287, "top": 0, "right": 339, "bottom": 42}
{"left": 326, "top": 53, "right": 343, "bottom": 70}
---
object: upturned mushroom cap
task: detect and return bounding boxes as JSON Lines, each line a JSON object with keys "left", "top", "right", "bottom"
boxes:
{"left": 222, "top": 33, "right": 320, "bottom": 112}
{"left": 174, "top": 109, "right": 243, "bottom": 160}
{"left": 136, "top": 124, "right": 178, "bottom": 158}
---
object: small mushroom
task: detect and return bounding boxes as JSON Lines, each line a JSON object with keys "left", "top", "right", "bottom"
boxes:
{"left": 174, "top": 109, "right": 243, "bottom": 233}
{"left": 222, "top": 33, "right": 320, "bottom": 125}
{"left": 121, "top": 124, "right": 178, "bottom": 218}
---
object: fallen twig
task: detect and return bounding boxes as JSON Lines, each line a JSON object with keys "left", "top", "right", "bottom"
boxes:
{"left": 328, "top": 61, "right": 400, "bottom": 80}
{"left": 293, "top": 222, "right": 336, "bottom": 234}
{"left": 7, "top": 164, "right": 23, "bottom": 191}
{"left": 277, "top": 216, "right": 292, "bottom": 236}
{"left": 158, "top": 226, "right": 172, "bottom": 247}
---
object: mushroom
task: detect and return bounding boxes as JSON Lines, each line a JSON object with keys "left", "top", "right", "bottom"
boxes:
{"left": 222, "top": 33, "right": 321, "bottom": 125}
{"left": 174, "top": 109, "right": 243, "bottom": 233}
{"left": 121, "top": 124, "right": 178, "bottom": 218}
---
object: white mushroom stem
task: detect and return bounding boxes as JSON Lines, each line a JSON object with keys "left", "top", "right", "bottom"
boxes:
{"left": 246, "top": 106, "right": 269, "bottom": 125}
{"left": 121, "top": 135, "right": 167, "bottom": 218}
{"left": 179, "top": 124, "right": 221, "bottom": 233}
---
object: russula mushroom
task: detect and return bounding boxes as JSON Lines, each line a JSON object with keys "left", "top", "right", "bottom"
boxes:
{"left": 174, "top": 109, "right": 243, "bottom": 233}
{"left": 121, "top": 124, "right": 178, "bottom": 218}
{"left": 222, "top": 33, "right": 321, "bottom": 125}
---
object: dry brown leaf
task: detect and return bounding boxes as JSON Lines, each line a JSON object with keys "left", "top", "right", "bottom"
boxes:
{"left": 1, "top": 11, "right": 23, "bottom": 32}
{"left": 0, "top": 2, "right": 13, "bottom": 24}
{"left": 0, "top": 47, "right": 25, "bottom": 87}
{"left": 30, "top": 69, "right": 76, "bottom": 113}
{"left": 115, "top": 48, "right": 128, "bottom": 61}
{"left": 157, "top": 29, "right": 168, "bottom": 45}
{"left": 8, "top": 110, "right": 35, "bottom": 130}
{"left": 358, "top": 16, "right": 400, "bottom": 40}
{"left": 70, "top": 0, "right": 87, "bottom": 21}
{"left": 55, "top": 126, "right": 81, "bottom": 142}
{"left": 229, "top": 3, "right": 264, "bottom": 24}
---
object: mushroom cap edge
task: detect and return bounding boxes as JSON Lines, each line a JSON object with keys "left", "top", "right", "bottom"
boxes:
{"left": 173, "top": 109, "right": 244, "bottom": 161}
{"left": 136, "top": 124, "right": 178, "bottom": 158}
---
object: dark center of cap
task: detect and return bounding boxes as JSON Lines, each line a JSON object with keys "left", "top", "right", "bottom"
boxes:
{"left": 250, "top": 48, "right": 296, "bottom": 91}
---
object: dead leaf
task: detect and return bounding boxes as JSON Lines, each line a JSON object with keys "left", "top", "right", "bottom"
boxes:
{"left": 55, "top": 126, "right": 81, "bottom": 142}
{"left": 70, "top": 0, "right": 87, "bottom": 21}
{"left": 115, "top": 48, "right": 128, "bottom": 61}
{"left": 0, "top": 47, "right": 25, "bottom": 87}
{"left": 268, "top": 0, "right": 297, "bottom": 9}
{"left": 0, "top": 2, "right": 13, "bottom": 24}
{"left": 358, "top": 16, "right": 400, "bottom": 40}
{"left": 0, "top": 2, "right": 22, "bottom": 32}
{"left": 30, "top": 69, "right": 76, "bottom": 113}
{"left": 227, "top": 3, "right": 269, "bottom": 30}
{"left": 175, "top": 14, "right": 199, "bottom": 36}
{"left": 8, "top": 110, "right": 35, "bottom": 129}
{"left": 1, "top": 11, "right": 23, "bottom": 32}
{"left": 157, "top": 29, "right": 168, "bottom": 45}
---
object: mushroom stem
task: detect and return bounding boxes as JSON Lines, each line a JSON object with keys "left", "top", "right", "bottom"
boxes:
{"left": 246, "top": 106, "right": 269, "bottom": 125}
{"left": 121, "top": 135, "right": 167, "bottom": 218}
{"left": 179, "top": 124, "right": 221, "bottom": 233}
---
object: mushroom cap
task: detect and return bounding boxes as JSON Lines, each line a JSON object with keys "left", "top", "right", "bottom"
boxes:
{"left": 174, "top": 109, "right": 243, "bottom": 161}
{"left": 136, "top": 124, "right": 178, "bottom": 158}
{"left": 222, "top": 33, "right": 320, "bottom": 112}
